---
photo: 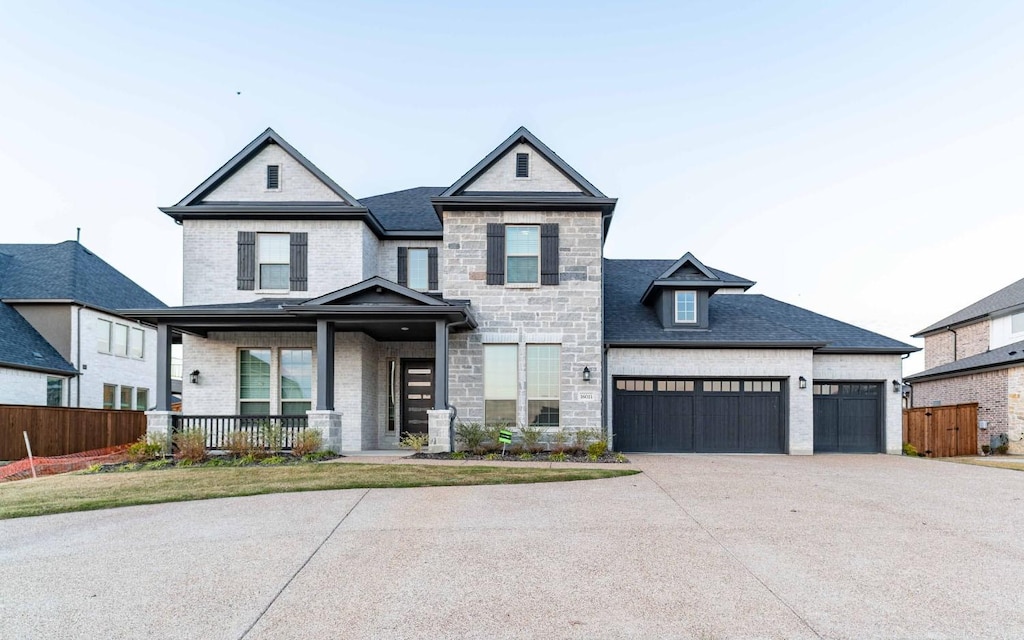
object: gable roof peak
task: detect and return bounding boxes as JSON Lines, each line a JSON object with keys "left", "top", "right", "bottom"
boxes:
{"left": 657, "top": 252, "right": 720, "bottom": 281}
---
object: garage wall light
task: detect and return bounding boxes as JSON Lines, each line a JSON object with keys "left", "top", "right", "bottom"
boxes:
{"left": 582, "top": 366, "right": 591, "bottom": 382}
{"left": 798, "top": 376, "right": 807, "bottom": 389}
{"left": 189, "top": 369, "right": 201, "bottom": 384}
{"left": 892, "top": 379, "right": 901, "bottom": 393}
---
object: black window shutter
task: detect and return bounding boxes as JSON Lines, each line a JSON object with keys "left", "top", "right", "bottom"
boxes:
{"left": 516, "top": 153, "right": 529, "bottom": 178}
{"left": 397, "top": 247, "right": 408, "bottom": 287}
{"left": 541, "top": 223, "right": 559, "bottom": 285}
{"left": 237, "top": 231, "right": 255, "bottom": 290}
{"left": 486, "top": 223, "right": 505, "bottom": 285}
{"left": 428, "top": 247, "right": 438, "bottom": 290}
{"left": 289, "top": 232, "right": 308, "bottom": 291}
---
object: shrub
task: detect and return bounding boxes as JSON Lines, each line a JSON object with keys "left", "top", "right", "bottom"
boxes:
{"left": 173, "top": 428, "right": 208, "bottom": 463}
{"left": 997, "top": 444, "right": 1009, "bottom": 455}
{"left": 549, "top": 451, "right": 568, "bottom": 463}
{"left": 302, "top": 450, "right": 336, "bottom": 462}
{"left": 84, "top": 463, "right": 102, "bottom": 474}
{"left": 573, "top": 428, "right": 599, "bottom": 450}
{"left": 587, "top": 439, "right": 608, "bottom": 461}
{"left": 259, "top": 421, "right": 284, "bottom": 455}
{"left": 902, "top": 442, "right": 918, "bottom": 457}
{"left": 261, "top": 455, "right": 288, "bottom": 466}
{"left": 177, "top": 458, "right": 195, "bottom": 468}
{"left": 144, "top": 459, "right": 173, "bottom": 471}
{"left": 291, "top": 428, "right": 323, "bottom": 457}
{"left": 236, "top": 453, "right": 258, "bottom": 466}
{"left": 549, "top": 429, "right": 568, "bottom": 454}
{"left": 518, "top": 452, "right": 533, "bottom": 461}
{"left": 224, "top": 430, "right": 256, "bottom": 458}
{"left": 205, "top": 457, "right": 228, "bottom": 467}
{"left": 126, "top": 434, "right": 164, "bottom": 463}
{"left": 518, "top": 424, "right": 545, "bottom": 453}
{"left": 484, "top": 452, "right": 500, "bottom": 461}
{"left": 449, "top": 451, "right": 467, "bottom": 460}
{"left": 399, "top": 431, "right": 430, "bottom": 453}
{"left": 455, "top": 422, "right": 487, "bottom": 452}
{"left": 614, "top": 452, "right": 628, "bottom": 463}
{"left": 982, "top": 444, "right": 992, "bottom": 455}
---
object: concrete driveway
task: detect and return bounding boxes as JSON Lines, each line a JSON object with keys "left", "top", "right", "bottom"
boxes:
{"left": 2, "top": 455, "right": 1023, "bottom": 639}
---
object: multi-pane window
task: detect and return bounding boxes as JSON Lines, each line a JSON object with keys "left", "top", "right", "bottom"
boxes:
{"left": 97, "top": 319, "right": 112, "bottom": 353}
{"left": 130, "top": 327, "right": 145, "bottom": 359}
{"left": 46, "top": 377, "right": 63, "bottom": 407}
{"left": 120, "top": 386, "right": 133, "bottom": 410}
{"left": 527, "top": 345, "right": 560, "bottom": 427}
{"left": 102, "top": 384, "right": 116, "bottom": 409}
{"left": 280, "top": 349, "right": 312, "bottom": 415}
{"left": 484, "top": 344, "right": 517, "bottom": 425}
{"left": 257, "top": 233, "right": 290, "bottom": 290}
{"left": 239, "top": 349, "right": 272, "bottom": 415}
{"left": 136, "top": 388, "right": 149, "bottom": 411}
{"left": 407, "top": 248, "right": 429, "bottom": 291}
{"left": 506, "top": 226, "right": 540, "bottom": 284}
{"left": 112, "top": 323, "right": 129, "bottom": 356}
{"left": 675, "top": 290, "right": 697, "bottom": 324}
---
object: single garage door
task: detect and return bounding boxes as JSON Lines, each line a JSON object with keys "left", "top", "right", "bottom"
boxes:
{"left": 812, "top": 382, "right": 882, "bottom": 453}
{"left": 613, "top": 378, "right": 786, "bottom": 453}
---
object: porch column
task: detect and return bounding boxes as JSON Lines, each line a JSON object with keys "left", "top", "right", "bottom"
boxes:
{"left": 155, "top": 322, "right": 173, "bottom": 411}
{"left": 316, "top": 319, "right": 335, "bottom": 410}
{"left": 434, "top": 320, "right": 448, "bottom": 409}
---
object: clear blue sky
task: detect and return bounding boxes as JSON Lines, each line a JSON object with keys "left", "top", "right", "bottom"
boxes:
{"left": 3, "top": 1, "right": 1024, "bottom": 373}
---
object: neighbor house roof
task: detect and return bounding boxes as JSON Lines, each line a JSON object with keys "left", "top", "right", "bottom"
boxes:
{"left": 0, "top": 241, "right": 166, "bottom": 311}
{"left": 0, "top": 301, "right": 76, "bottom": 374}
{"left": 905, "top": 337, "right": 1024, "bottom": 381}
{"left": 605, "top": 259, "right": 917, "bottom": 353}
{"left": 915, "top": 276, "right": 1024, "bottom": 336}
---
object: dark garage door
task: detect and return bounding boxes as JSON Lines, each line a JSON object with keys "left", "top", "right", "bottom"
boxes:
{"left": 613, "top": 378, "right": 786, "bottom": 453}
{"left": 813, "top": 382, "right": 882, "bottom": 453}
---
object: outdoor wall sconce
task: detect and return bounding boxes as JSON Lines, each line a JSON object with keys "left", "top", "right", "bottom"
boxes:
{"left": 892, "top": 379, "right": 902, "bottom": 393}
{"left": 189, "top": 369, "right": 201, "bottom": 384}
{"left": 582, "top": 366, "right": 591, "bottom": 382}
{"left": 798, "top": 376, "right": 807, "bottom": 389}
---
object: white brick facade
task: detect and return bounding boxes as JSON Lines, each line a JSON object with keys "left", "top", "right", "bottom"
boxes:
{"left": 812, "top": 353, "right": 904, "bottom": 454}
{"left": 0, "top": 367, "right": 53, "bottom": 406}
{"left": 71, "top": 308, "right": 157, "bottom": 410}
{"left": 202, "top": 144, "right": 344, "bottom": 203}
{"left": 464, "top": 143, "right": 583, "bottom": 193}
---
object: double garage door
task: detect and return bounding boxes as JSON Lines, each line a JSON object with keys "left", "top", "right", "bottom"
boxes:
{"left": 613, "top": 378, "right": 883, "bottom": 453}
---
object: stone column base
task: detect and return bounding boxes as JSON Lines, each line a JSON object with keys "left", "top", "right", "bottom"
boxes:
{"left": 306, "top": 410, "right": 343, "bottom": 452}
{"left": 427, "top": 409, "right": 452, "bottom": 453}
{"left": 145, "top": 411, "right": 179, "bottom": 454}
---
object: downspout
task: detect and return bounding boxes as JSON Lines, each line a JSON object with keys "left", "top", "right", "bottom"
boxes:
{"left": 901, "top": 353, "right": 912, "bottom": 408}
{"left": 947, "top": 325, "right": 958, "bottom": 361}
{"left": 76, "top": 304, "right": 82, "bottom": 407}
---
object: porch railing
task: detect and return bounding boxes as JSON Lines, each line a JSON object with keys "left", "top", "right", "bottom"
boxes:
{"left": 171, "top": 415, "right": 309, "bottom": 451}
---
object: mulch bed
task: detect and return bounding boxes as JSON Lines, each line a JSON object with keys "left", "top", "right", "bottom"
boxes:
{"left": 411, "top": 451, "right": 629, "bottom": 463}
{"left": 87, "top": 451, "right": 343, "bottom": 473}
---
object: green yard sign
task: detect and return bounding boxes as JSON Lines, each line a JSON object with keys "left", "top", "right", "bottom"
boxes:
{"left": 498, "top": 429, "right": 513, "bottom": 444}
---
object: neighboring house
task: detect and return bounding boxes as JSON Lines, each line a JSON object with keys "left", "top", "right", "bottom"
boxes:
{"left": 125, "top": 127, "right": 916, "bottom": 454}
{"left": 0, "top": 241, "right": 167, "bottom": 410}
{"left": 905, "top": 277, "right": 1024, "bottom": 453}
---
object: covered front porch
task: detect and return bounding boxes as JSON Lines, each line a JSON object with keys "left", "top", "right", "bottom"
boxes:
{"left": 123, "top": 277, "right": 477, "bottom": 452}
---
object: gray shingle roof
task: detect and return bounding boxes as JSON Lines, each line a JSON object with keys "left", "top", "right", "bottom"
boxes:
{"left": 905, "top": 337, "right": 1024, "bottom": 381}
{"left": 0, "top": 241, "right": 166, "bottom": 310}
{"left": 359, "top": 187, "right": 444, "bottom": 232}
{"left": 0, "top": 301, "right": 76, "bottom": 374}
{"left": 604, "top": 259, "right": 917, "bottom": 352}
{"left": 915, "top": 276, "right": 1024, "bottom": 336}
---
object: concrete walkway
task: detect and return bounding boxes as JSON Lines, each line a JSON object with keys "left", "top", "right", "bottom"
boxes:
{"left": 2, "top": 454, "right": 1023, "bottom": 638}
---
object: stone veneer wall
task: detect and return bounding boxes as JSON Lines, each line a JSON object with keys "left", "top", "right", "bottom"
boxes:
{"left": 1005, "top": 366, "right": 1024, "bottom": 454}
{"left": 443, "top": 210, "right": 603, "bottom": 431}
{"left": 911, "top": 369, "right": 1007, "bottom": 451}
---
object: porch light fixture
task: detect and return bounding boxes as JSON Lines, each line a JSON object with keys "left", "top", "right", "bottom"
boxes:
{"left": 582, "top": 366, "right": 591, "bottom": 382}
{"left": 189, "top": 369, "right": 200, "bottom": 384}
{"left": 798, "top": 376, "right": 807, "bottom": 389}
{"left": 892, "top": 379, "right": 901, "bottom": 393}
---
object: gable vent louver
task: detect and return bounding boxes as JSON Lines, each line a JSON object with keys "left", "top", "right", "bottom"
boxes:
{"left": 515, "top": 152, "right": 529, "bottom": 178}
{"left": 266, "top": 164, "right": 280, "bottom": 189}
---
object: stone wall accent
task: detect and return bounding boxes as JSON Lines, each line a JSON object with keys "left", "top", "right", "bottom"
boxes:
{"left": 144, "top": 410, "right": 178, "bottom": 453}
{"left": 306, "top": 410, "right": 343, "bottom": 452}
{"left": 427, "top": 409, "right": 452, "bottom": 453}
{"left": 812, "top": 353, "right": 904, "bottom": 454}
{"left": 1005, "top": 366, "right": 1024, "bottom": 454}
{"left": 923, "top": 320, "right": 990, "bottom": 369}
{"left": 202, "top": 144, "right": 345, "bottom": 203}
{"left": 911, "top": 369, "right": 1007, "bottom": 451}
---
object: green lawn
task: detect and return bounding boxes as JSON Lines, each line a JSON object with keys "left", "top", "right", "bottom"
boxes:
{"left": 0, "top": 462, "right": 638, "bottom": 520}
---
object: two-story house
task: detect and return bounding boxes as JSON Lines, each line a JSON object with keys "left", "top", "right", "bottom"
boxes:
{"left": 0, "top": 241, "right": 166, "bottom": 410}
{"left": 127, "top": 127, "right": 916, "bottom": 454}
{"left": 906, "top": 277, "right": 1024, "bottom": 453}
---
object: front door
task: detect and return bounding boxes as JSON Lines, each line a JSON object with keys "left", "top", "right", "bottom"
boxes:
{"left": 401, "top": 360, "right": 434, "bottom": 435}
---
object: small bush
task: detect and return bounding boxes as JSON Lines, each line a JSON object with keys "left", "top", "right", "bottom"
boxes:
{"left": 126, "top": 434, "right": 164, "bottom": 463}
{"left": 173, "top": 428, "right": 208, "bottom": 463}
{"left": 118, "top": 462, "right": 141, "bottom": 472}
{"left": 573, "top": 428, "right": 599, "bottom": 450}
{"left": 399, "top": 431, "right": 430, "bottom": 453}
{"left": 302, "top": 450, "right": 336, "bottom": 462}
{"left": 450, "top": 451, "right": 467, "bottom": 460}
{"left": 549, "top": 451, "right": 568, "bottom": 463}
{"left": 484, "top": 452, "right": 500, "bottom": 461}
{"left": 997, "top": 444, "right": 1010, "bottom": 455}
{"left": 518, "top": 452, "right": 533, "bottom": 461}
{"left": 178, "top": 458, "right": 195, "bottom": 468}
{"left": 259, "top": 422, "right": 284, "bottom": 455}
{"left": 982, "top": 444, "right": 992, "bottom": 455}
{"left": 205, "top": 457, "right": 228, "bottom": 467}
{"left": 455, "top": 422, "right": 487, "bottom": 452}
{"left": 549, "top": 429, "right": 568, "bottom": 454}
{"left": 587, "top": 439, "right": 608, "bottom": 461}
{"left": 291, "top": 428, "right": 323, "bottom": 457}
{"left": 235, "top": 453, "right": 258, "bottom": 466}
{"left": 261, "top": 455, "right": 288, "bottom": 466}
{"left": 144, "top": 459, "right": 173, "bottom": 471}
{"left": 518, "top": 424, "right": 545, "bottom": 453}
{"left": 902, "top": 442, "right": 918, "bottom": 457}
{"left": 224, "top": 430, "right": 256, "bottom": 458}
{"left": 84, "top": 463, "right": 102, "bottom": 474}
{"left": 615, "top": 452, "right": 628, "bottom": 463}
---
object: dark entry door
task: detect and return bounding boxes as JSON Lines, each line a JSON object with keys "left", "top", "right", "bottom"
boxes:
{"left": 813, "top": 382, "right": 882, "bottom": 453}
{"left": 401, "top": 360, "right": 434, "bottom": 435}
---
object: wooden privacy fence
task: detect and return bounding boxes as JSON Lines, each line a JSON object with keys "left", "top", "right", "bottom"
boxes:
{"left": 0, "top": 404, "right": 146, "bottom": 459}
{"left": 902, "top": 404, "right": 978, "bottom": 458}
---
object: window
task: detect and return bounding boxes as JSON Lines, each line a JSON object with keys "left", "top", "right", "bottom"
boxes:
{"left": 280, "top": 349, "right": 312, "bottom": 415}
{"left": 239, "top": 349, "right": 272, "bottom": 415}
{"left": 257, "top": 233, "right": 290, "bottom": 290}
{"left": 1013, "top": 312, "right": 1024, "bottom": 335}
{"left": 102, "top": 384, "right": 116, "bottom": 409}
{"left": 675, "top": 291, "right": 697, "bottom": 324}
{"left": 506, "top": 226, "right": 540, "bottom": 284}
{"left": 515, "top": 152, "right": 529, "bottom": 178}
{"left": 136, "top": 388, "right": 149, "bottom": 411}
{"left": 130, "top": 327, "right": 145, "bottom": 359}
{"left": 527, "top": 345, "right": 559, "bottom": 427}
{"left": 46, "top": 377, "right": 63, "bottom": 407}
{"left": 407, "top": 248, "right": 429, "bottom": 291}
{"left": 97, "top": 319, "right": 112, "bottom": 353}
{"left": 484, "top": 344, "right": 517, "bottom": 425}
{"left": 266, "top": 164, "right": 280, "bottom": 190}
{"left": 112, "top": 323, "right": 129, "bottom": 357}
{"left": 120, "top": 386, "right": 133, "bottom": 410}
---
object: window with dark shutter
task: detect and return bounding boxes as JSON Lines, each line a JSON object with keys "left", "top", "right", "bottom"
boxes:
{"left": 428, "top": 247, "right": 438, "bottom": 290}
{"left": 237, "top": 231, "right": 256, "bottom": 290}
{"left": 289, "top": 232, "right": 308, "bottom": 291}
{"left": 266, "top": 165, "right": 280, "bottom": 189}
{"left": 397, "top": 247, "right": 408, "bottom": 287}
{"left": 515, "top": 153, "right": 529, "bottom": 178}
{"left": 486, "top": 223, "right": 505, "bottom": 285}
{"left": 540, "top": 223, "right": 559, "bottom": 285}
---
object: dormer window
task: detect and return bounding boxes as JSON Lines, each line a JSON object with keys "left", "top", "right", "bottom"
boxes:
{"left": 266, "top": 164, "right": 281, "bottom": 190}
{"left": 675, "top": 290, "right": 697, "bottom": 324}
{"left": 515, "top": 152, "right": 529, "bottom": 178}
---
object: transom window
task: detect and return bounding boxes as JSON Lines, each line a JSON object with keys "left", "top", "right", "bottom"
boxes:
{"left": 675, "top": 290, "right": 697, "bottom": 324}
{"left": 280, "top": 349, "right": 312, "bottom": 415}
{"left": 527, "top": 345, "right": 560, "bottom": 427}
{"left": 506, "top": 226, "right": 540, "bottom": 284}
{"left": 239, "top": 349, "right": 272, "bottom": 415}
{"left": 407, "top": 248, "right": 429, "bottom": 291}
{"left": 257, "top": 233, "right": 290, "bottom": 290}
{"left": 484, "top": 344, "right": 517, "bottom": 425}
